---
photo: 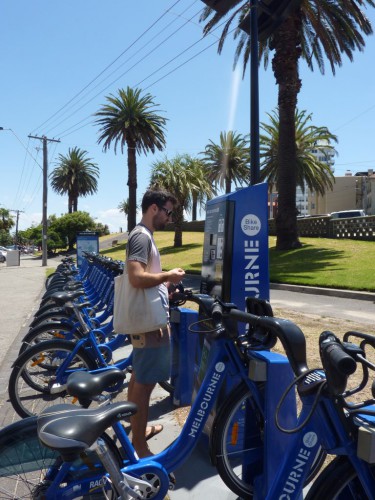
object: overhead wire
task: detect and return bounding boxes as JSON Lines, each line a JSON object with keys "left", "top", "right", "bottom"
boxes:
{"left": 31, "top": 0, "right": 184, "bottom": 135}
{"left": 43, "top": 2, "right": 200, "bottom": 137}
{"left": 57, "top": 15, "right": 230, "bottom": 139}
{"left": 45, "top": 4, "right": 204, "bottom": 137}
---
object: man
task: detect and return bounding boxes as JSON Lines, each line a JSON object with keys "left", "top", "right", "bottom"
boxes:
{"left": 126, "top": 189, "right": 185, "bottom": 457}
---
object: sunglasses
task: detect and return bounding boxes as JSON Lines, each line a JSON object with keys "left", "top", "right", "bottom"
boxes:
{"left": 159, "top": 206, "right": 174, "bottom": 218}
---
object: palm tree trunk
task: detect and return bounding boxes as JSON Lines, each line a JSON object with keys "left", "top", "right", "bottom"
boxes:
{"left": 192, "top": 193, "right": 197, "bottom": 221}
{"left": 127, "top": 140, "right": 137, "bottom": 232}
{"left": 225, "top": 175, "right": 231, "bottom": 194}
{"left": 272, "top": 13, "right": 302, "bottom": 250}
{"left": 174, "top": 206, "right": 184, "bottom": 247}
{"left": 68, "top": 194, "right": 73, "bottom": 214}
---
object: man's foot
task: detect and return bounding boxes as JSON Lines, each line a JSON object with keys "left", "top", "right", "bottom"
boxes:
{"left": 145, "top": 424, "right": 163, "bottom": 441}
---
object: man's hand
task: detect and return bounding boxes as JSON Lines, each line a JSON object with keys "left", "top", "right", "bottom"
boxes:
{"left": 167, "top": 268, "right": 185, "bottom": 285}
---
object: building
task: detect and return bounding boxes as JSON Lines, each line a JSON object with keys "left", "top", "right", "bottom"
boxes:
{"left": 308, "top": 169, "right": 375, "bottom": 216}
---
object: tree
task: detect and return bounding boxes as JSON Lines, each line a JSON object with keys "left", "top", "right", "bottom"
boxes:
{"left": 95, "top": 87, "right": 167, "bottom": 232}
{"left": 51, "top": 211, "right": 96, "bottom": 251}
{"left": 201, "top": 131, "right": 250, "bottom": 194}
{"left": 260, "top": 108, "right": 337, "bottom": 196}
{"left": 0, "top": 208, "right": 15, "bottom": 232}
{"left": 50, "top": 147, "right": 99, "bottom": 213}
{"left": 185, "top": 158, "right": 215, "bottom": 220}
{"left": 200, "top": 1, "right": 374, "bottom": 249}
{"left": 150, "top": 155, "right": 211, "bottom": 247}
{"left": 94, "top": 222, "right": 110, "bottom": 236}
{"left": 118, "top": 198, "right": 139, "bottom": 231}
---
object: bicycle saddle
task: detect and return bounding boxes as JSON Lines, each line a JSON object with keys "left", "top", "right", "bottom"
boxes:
{"left": 67, "top": 368, "right": 126, "bottom": 400}
{"left": 49, "top": 290, "right": 86, "bottom": 305}
{"left": 38, "top": 401, "right": 137, "bottom": 461}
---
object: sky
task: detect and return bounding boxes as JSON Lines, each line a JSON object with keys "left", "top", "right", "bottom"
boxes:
{"left": 1, "top": 1, "right": 375, "bottom": 233}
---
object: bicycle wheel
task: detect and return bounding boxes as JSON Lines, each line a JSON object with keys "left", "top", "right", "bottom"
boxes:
{"left": 210, "top": 382, "right": 264, "bottom": 498}
{"left": 211, "top": 383, "right": 326, "bottom": 498}
{"left": 305, "top": 456, "right": 375, "bottom": 499}
{"left": 8, "top": 339, "right": 98, "bottom": 418}
{"left": 19, "top": 322, "right": 82, "bottom": 355}
{"left": 0, "top": 417, "right": 122, "bottom": 499}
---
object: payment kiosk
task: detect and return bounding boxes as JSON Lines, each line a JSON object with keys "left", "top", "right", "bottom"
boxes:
{"left": 201, "top": 182, "right": 270, "bottom": 308}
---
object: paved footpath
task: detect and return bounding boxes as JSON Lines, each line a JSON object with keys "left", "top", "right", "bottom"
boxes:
{"left": 0, "top": 255, "right": 60, "bottom": 424}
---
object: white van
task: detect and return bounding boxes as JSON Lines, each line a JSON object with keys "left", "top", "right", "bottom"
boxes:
{"left": 330, "top": 210, "right": 366, "bottom": 219}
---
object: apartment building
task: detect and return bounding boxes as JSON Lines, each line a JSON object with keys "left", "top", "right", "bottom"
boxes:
{"left": 309, "top": 170, "right": 375, "bottom": 216}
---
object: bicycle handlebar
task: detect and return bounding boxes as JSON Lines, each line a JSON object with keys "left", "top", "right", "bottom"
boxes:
{"left": 172, "top": 290, "right": 309, "bottom": 377}
{"left": 320, "top": 331, "right": 357, "bottom": 395}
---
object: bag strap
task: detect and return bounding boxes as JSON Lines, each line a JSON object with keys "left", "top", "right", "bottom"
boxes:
{"left": 125, "top": 225, "right": 152, "bottom": 275}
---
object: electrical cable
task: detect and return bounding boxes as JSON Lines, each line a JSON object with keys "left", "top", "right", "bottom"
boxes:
{"left": 31, "top": 0, "right": 185, "bottom": 135}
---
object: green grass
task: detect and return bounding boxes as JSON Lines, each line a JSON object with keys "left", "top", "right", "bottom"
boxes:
{"left": 100, "top": 232, "right": 375, "bottom": 292}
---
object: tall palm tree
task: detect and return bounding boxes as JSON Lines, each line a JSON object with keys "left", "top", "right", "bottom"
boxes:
{"left": 150, "top": 155, "right": 210, "bottom": 247}
{"left": 201, "top": 131, "right": 250, "bottom": 194}
{"left": 50, "top": 147, "right": 99, "bottom": 213}
{"left": 200, "top": 1, "right": 374, "bottom": 249}
{"left": 260, "top": 108, "right": 337, "bottom": 196}
{"left": 95, "top": 87, "right": 167, "bottom": 232}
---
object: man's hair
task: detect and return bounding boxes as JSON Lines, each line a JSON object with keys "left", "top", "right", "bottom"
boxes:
{"left": 141, "top": 189, "right": 177, "bottom": 213}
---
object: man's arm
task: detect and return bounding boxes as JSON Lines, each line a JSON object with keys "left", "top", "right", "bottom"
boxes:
{"left": 128, "top": 260, "right": 185, "bottom": 289}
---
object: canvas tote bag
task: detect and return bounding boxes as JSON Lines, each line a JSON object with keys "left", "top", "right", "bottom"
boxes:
{"left": 113, "top": 231, "right": 168, "bottom": 335}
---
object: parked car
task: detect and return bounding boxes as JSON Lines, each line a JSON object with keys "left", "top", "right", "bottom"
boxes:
{"left": 330, "top": 210, "right": 366, "bottom": 219}
{"left": 0, "top": 246, "right": 7, "bottom": 263}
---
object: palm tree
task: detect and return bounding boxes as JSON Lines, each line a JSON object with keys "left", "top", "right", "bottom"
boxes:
{"left": 260, "top": 108, "right": 337, "bottom": 196}
{"left": 201, "top": 131, "right": 250, "bottom": 194}
{"left": 50, "top": 147, "right": 99, "bottom": 213}
{"left": 95, "top": 87, "right": 167, "bottom": 232}
{"left": 186, "top": 157, "right": 216, "bottom": 220}
{"left": 200, "top": 1, "right": 374, "bottom": 249}
{"left": 0, "top": 208, "right": 15, "bottom": 232}
{"left": 118, "top": 198, "right": 139, "bottom": 231}
{"left": 150, "top": 155, "right": 210, "bottom": 247}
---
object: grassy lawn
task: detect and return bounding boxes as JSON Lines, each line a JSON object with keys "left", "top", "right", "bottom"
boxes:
{"left": 101, "top": 232, "right": 374, "bottom": 292}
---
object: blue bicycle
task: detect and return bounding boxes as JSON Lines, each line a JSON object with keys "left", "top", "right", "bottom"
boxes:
{"left": 3, "top": 291, "right": 366, "bottom": 498}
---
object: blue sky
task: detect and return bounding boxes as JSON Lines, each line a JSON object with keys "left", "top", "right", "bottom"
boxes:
{"left": 1, "top": 1, "right": 375, "bottom": 232}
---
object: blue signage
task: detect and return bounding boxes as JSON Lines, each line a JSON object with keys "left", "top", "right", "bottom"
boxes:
{"left": 76, "top": 231, "right": 99, "bottom": 267}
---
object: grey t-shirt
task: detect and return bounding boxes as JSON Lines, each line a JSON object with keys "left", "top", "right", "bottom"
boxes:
{"left": 127, "top": 225, "right": 169, "bottom": 315}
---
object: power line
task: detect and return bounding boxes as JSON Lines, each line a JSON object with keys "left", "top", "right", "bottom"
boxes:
{"left": 45, "top": 5, "right": 204, "bottom": 137}
{"left": 57, "top": 16, "right": 229, "bottom": 139}
{"left": 31, "top": 0, "right": 185, "bottom": 135}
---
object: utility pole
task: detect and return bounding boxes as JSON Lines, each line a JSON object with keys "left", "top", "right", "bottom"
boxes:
{"left": 9, "top": 209, "right": 25, "bottom": 244}
{"left": 28, "top": 134, "right": 60, "bottom": 266}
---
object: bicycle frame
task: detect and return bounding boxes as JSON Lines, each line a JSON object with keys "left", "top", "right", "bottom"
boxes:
{"left": 49, "top": 331, "right": 132, "bottom": 391}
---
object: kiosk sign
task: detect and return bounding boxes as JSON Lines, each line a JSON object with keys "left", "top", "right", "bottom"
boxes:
{"left": 201, "top": 183, "right": 269, "bottom": 310}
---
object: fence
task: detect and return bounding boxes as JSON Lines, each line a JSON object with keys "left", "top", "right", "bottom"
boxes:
{"left": 268, "top": 215, "right": 375, "bottom": 241}
{"left": 168, "top": 216, "right": 375, "bottom": 241}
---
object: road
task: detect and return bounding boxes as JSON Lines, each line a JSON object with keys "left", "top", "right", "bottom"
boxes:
{"left": 270, "top": 288, "right": 375, "bottom": 326}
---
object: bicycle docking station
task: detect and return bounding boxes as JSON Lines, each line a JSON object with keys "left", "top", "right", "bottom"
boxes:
{"left": 167, "top": 184, "right": 302, "bottom": 494}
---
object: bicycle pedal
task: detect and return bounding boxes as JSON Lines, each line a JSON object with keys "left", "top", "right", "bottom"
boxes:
{"left": 168, "top": 472, "right": 176, "bottom": 490}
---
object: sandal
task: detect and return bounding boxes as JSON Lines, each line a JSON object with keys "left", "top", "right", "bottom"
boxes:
{"left": 145, "top": 424, "right": 163, "bottom": 441}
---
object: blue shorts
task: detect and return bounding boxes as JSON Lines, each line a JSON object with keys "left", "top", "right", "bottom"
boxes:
{"left": 131, "top": 328, "right": 171, "bottom": 384}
